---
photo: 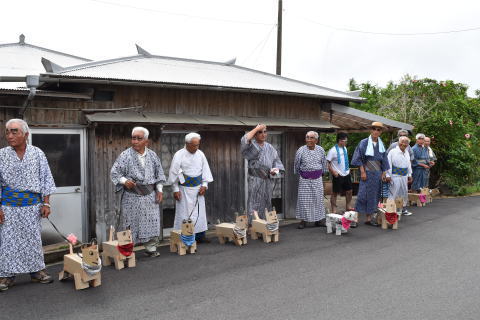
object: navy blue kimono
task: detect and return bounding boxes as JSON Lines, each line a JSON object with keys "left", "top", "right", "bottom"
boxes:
{"left": 351, "top": 137, "right": 389, "bottom": 214}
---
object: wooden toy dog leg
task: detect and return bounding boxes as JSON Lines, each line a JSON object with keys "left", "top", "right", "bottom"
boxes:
{"left": 392, "top": 220, "right": 398, "bottom": 230}
{"left": 178, "top": 243, "right": 187, "bottom": 256}
{"left": 335, "top": 223, "right": 342, "bottom": 236}
{"left": 189, "top": 242, "right": 197, "bottom": 254}
{"left": 91, "top": 276, "right": 101, "bottom": 287}
{"left": 381, "top": 212, "right": 388, "bottom": 230}
{"left": 102, "top": 253, "right": 112, "bottom": 267}
{"left": 262, "top": 232, "right": 270, "bottom": 243}
{"left": 127, "top": 254, "right": 136, "bottom": 268}
{"left": 326, "top": 219, "right": 333, "bottom": 234}
{"left": 113, "top": 256, "right": 125, "bottom": 270}
{"left": 218, "top": 236, "right": 226, "bottom": 244}
{"left": 273, "top": 232, "right": 279, "bottom": 242}
{"left": 73, "top": 273, "right": 89, "bottom": 290}
{"left": 250, "top": 230, "right": 258, "bottom": 240}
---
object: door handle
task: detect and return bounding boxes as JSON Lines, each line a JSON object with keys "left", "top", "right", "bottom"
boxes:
{"left": 75, "top": 187, "right": 81, "bottom": 193}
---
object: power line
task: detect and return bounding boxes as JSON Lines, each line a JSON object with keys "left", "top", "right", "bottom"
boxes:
{"left": 242, "top": 24, "right": 277, "bottom": 65}
{"left": 293, "top": 14, "right": 480, "bottom": 36}
{"left": 86, "top": 0, "right": 275, "bottom": 26}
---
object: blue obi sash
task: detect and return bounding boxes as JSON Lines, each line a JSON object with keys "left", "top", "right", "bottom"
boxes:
{"left": 1, "top": 186, "right": 42, "bottom": 207}
{"left": 180, "top": 175, "right": 203, "bottom": 187}
{"left": 392, "top": 166, "right": 408, "bottom": 176}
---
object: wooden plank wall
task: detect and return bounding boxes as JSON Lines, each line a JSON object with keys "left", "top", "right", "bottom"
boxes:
{"left": 199, "top": 131, "right": 245, "bottom": 223}
{"left": 283, "top": 132, "right": 308, "bottom": 218}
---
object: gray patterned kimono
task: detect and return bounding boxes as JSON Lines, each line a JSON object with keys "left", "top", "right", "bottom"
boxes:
{"left": 0, "top": 145, "right": 56, "bottom": 277}
{"left": 241, "top": 135, "right": 284, "bottom": 219}
{"left": 294, "top": 145, "right": 327, "bottom": 222}
{"left": 111, "top": 147, "right": 166, "bottom": 244}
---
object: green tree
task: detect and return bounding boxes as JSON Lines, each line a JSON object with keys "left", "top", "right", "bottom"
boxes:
{"left": 348, "top": 76, "right": 480, "bottom": 195}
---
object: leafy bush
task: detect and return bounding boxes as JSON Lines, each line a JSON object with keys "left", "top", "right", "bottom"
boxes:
{"left": 347, "top": 76, "right": 480, "bottom": 195}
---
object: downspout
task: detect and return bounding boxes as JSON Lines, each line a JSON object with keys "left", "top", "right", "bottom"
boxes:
{"left": 19, "top": 75, "right": 39, "bottom": 118}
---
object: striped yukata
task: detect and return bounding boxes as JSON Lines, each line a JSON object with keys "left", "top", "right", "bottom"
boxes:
{"left": 0, "top": 145, "right": 56, "bottom": 277}
{"left": 110, "top": 147, "right": 166, "bottom": 244}
{"left": 386, "top": 146, "right": 412, "bottom": 207}
{"left": 241, "top": 135, "right": 284, "bottom": 220}
{"left": 351, "top": 137, "right": 389, "bottom": 215}
{"left": 294, "top": 145, "right": 327, "bottom": 222}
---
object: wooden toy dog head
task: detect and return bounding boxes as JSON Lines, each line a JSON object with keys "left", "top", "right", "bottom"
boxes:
{"left": 384, "top": 199, "right": 396, "bottom": 213}
{"left": 420, "top": 187, "right": 430, "bottom": 195}
{"left": 394, "top": 198, "right": 403, "bottom": 211}
{"left": 266, "top": 208, "right": 278, "bottom": 224}
{"left": 117, "top": 229, "right": 133, "bottom": 246}
{"left": 235, "top": 214, "right": 248, "bottom": 229}
{"left": 343, "top": 211, "right": 358, "bottom": 222}
{"left": 430, "top": 188, "right": 440, "bottom": 197}
{"left": 81, "top": 241, "right": 100, "bottom": 266}
{"left": 181, "top": 219, "right": 194, "bottom": 236}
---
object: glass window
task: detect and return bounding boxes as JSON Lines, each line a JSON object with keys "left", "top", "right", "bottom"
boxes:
{"left": 32, "top": 134, "right": 81, "bottom": 187}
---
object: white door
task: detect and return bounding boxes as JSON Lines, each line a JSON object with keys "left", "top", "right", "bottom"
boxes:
{"left": 29, "top": 128, "right": 87, "bottom": 244}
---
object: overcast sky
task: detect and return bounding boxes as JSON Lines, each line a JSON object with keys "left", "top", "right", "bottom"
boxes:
{"left": 2, "top": 0, "right": 480, "bottom": 94}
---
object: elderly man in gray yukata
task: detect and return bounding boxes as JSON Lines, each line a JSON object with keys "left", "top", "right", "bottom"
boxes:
{"left": 111, "top": 126, "right": 166, "bottom": 257}
{"left": 241, "top": 124, "right": 284, "bottom": 220}
{"left": 0, "top": 119, "right": 56, "bottom": 292}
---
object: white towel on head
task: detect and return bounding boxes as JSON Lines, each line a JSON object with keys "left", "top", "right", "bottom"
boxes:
{"left": 366, "top": 136, "right": 385, "bottom": 156}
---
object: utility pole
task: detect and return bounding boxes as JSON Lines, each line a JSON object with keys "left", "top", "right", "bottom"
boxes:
{"left": 276, "top": 0, "right": 282, "bottom": 75}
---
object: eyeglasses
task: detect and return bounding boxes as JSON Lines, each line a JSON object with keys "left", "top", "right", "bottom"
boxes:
{"left": 372, "top": 127, "right": 382, "bottom": 132}
{"left": 257, "top": 130, "right": 267, "bottom": 134}
{"left": 306, "top": 136, "right": 317, "bottom": 139}
{"left": 131, "top": 136, "right": 144, "bottom": 141}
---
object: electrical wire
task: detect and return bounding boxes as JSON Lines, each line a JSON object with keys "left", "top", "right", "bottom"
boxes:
{"left": 86, "top": 0, "right": 275, "bottom": 26}
{"left": 293, "top": 13, "right": 480, "bottom": 36}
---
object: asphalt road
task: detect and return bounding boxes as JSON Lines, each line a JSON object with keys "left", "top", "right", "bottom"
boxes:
{"left": 2, "top": 196, "right": 480, "bottom": 320}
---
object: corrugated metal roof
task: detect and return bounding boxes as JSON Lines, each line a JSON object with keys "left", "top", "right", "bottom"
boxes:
{"left": 85, "top": 111, "right": 338, "bottom": 129}
{"left": 0, "top": 41, "right": 90, "bottom": 90}
{"left": 49, "top": 54, "right": 363, "bottom": 102}
{"left": 328, "top": 103, "right": 414, "bottom": 131}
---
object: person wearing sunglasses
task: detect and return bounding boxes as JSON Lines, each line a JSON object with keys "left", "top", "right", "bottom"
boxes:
{"left": 241, "top": 124, "right": 284, "bottom": 221}
{"left": 111, "top": 127, "right": 166, "bottom": 257}
{"left": 351, "top": 122, "right": 390, "bottom": 226}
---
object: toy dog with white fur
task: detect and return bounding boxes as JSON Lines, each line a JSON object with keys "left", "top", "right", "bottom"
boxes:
{"left": 326, "top": 211, "right": 358, "bottom": 235}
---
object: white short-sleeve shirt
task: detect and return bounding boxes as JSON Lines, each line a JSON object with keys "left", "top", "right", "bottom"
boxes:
{"left": 326, "top": 146, "right": 350, "bottom": 176}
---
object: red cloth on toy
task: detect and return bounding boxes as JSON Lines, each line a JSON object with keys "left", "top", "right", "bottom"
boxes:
{"left": 341, "top": 217, "right": 351, "bottom": 230}
{"left": 419, "top": 194, "right": 427, "bottom": 203}
{"left": 385, "top": 212, "right": 398, "bottom": 224}
{"left": 117, "top": 243, "right": 134, "bottom": 257}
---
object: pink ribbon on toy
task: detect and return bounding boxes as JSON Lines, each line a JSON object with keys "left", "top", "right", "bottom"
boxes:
{"left": 341, "top": 217, "right": 351, "bottom": 230}
{"left": 419, "top": 194, "right": 427, "bottom": 203}
{"left": 67, "top": 233, "right": 78, "bottom": 245}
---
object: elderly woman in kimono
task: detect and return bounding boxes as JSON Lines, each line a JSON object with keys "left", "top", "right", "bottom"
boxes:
{"left": 168, "top": 133, "right": 213, "bottom": 243}
{"left": 351, "top": 122, "right": 390, "bottom": 225}
{"left": 386, "top": 136, "right": 413, "bottom": 214}
{"left": 111, "top": 127, "right": 166, "bottom": 257}
{"left": 294, "top": 131, "right": 328, "bottom": 229}
{"left": 241, "top": 124, "right": 284, "bottom": 220}
{"left": 411, "top": 133, "right": 430, "bottom": 192}
{"left": 0, "top": 119, "right": 56, "bottom": 292}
